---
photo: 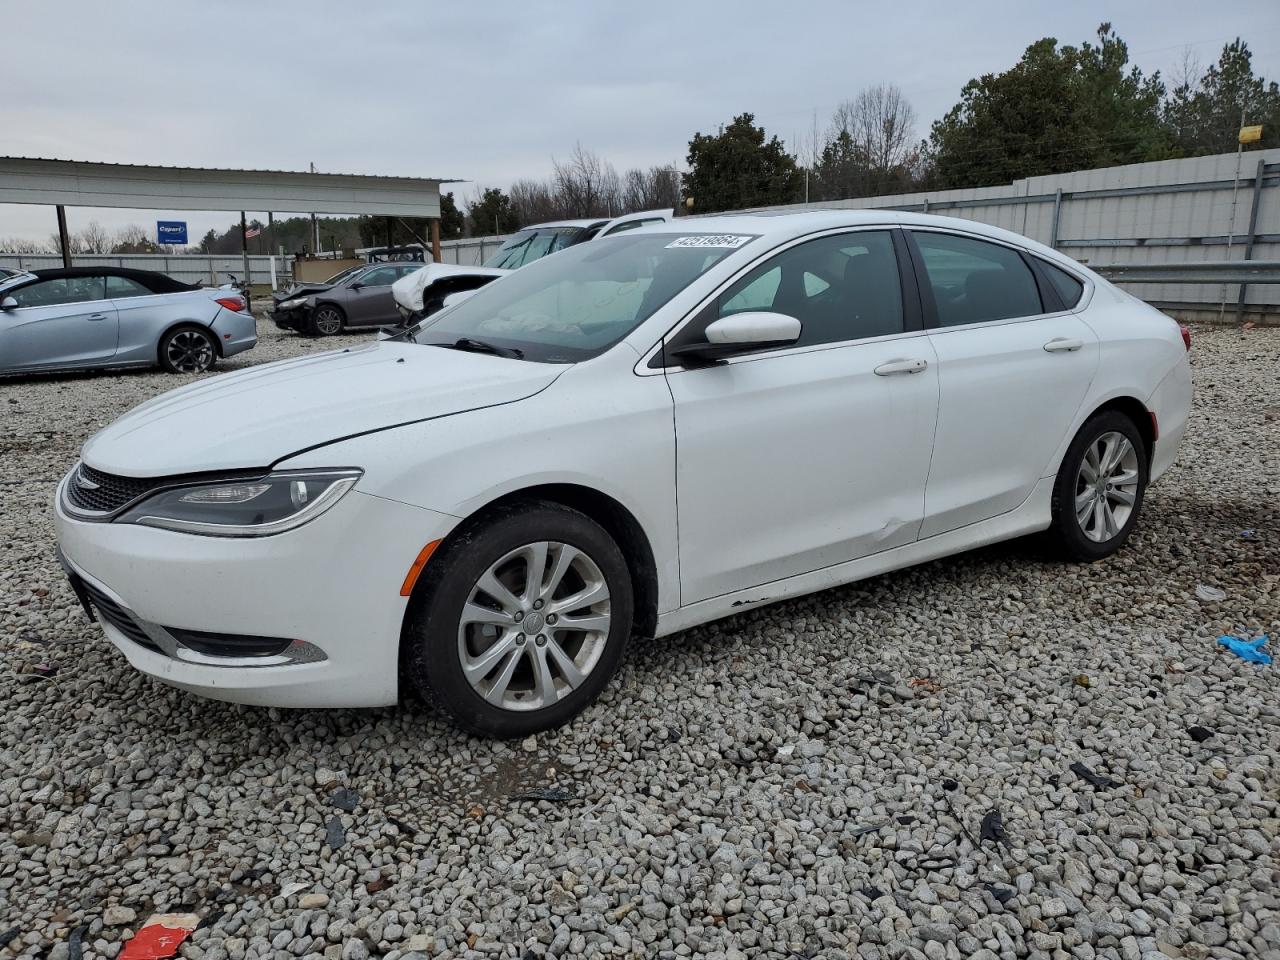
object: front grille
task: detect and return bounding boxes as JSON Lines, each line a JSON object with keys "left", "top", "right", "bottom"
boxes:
{"left": 79, "top": 579, "right": 162, "bottom": 653}
{"left": 64, "top": 463, "right": 165, "bottom": 515}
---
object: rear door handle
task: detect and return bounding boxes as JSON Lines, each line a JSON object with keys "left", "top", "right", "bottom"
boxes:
{"left": 874, "top": 358, "right": 928, "bottom": 376}
{"left": 1043, "top": 337, "right": 1084, "bottom": 353}
{"left": 86, "top": 314, "right": 108, "bottom": 321}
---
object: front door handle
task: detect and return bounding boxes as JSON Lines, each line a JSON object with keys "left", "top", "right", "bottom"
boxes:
{"left": 874, "top": 358, "right": 928, "bottom": 376}
{"left": 1043, "top": 337, "right": 1084, "bottom": 353}
{"left": 86, "top": 314, "right": 108, "bottom": 321}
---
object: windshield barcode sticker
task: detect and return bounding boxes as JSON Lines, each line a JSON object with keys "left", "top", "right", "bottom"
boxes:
{"left": 665, "top": 235, "right": 753, "bottom": 249}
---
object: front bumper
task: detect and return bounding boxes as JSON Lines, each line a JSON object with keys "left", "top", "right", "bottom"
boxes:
{"left": 270, "top": 306, "right": 309, "bottom": 332}
{"left": 54, "top": 478, "right": 458, "bottom": 708}
{"left": 211, "top": 307, "right": 258, "bottom": 358}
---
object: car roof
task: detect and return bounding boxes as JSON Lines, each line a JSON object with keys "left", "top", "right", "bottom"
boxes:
{"left": 27, "top": 266, "right": 197, "bottom": 293}
{"left": 629, "top": 208, "right": 1075, "bottom": 268}
{"left": 521, "top": 218, "right": 610, "bottom": 231}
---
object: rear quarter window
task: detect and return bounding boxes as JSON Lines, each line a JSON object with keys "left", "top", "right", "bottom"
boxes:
{"left": 1039, "top": 260, "right": 1085, "bottom": 308}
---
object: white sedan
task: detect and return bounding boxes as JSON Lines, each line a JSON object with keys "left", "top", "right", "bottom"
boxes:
{"left": 54, "top": 211, "right": 1191, "bottom": 737}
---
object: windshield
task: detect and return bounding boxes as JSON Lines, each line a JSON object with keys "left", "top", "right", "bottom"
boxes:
{"left": 0, "top": 272, "right": 35, "bottom": 292}
{"left": 412, "top": 232, "right": 757, "bottom": 363}
{"left": 482, "top": 226, "right": 586, "bottom": 270}
{"left": 322, "top": 266, "right": 362, "bottom": 286}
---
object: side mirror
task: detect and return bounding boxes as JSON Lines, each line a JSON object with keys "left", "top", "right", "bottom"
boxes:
{"left": 350, "top": 282, "right": 364, "bottom": 292}
{"left": 668, "top": 311, "right": 801, "bottom": 366}
{"left": 1, "top": 296, "right": 17, "bottom": 311}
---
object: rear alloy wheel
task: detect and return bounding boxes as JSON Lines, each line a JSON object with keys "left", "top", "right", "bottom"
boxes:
{"left": 404, "top": 501, "right": 633, "bottom": 737}
{"left": 310, "top": 305, "right": 344, "bottom": 336}
{"left": 160, "top": 327, "right": 217, "bottom": 374}
{"left": 1050, "top": 411, "right": 1148, "bottom": 561}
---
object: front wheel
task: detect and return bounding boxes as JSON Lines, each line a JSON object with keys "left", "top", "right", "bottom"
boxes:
{"left": 310, "top": 304, "right": 344, "bottom": 336}
{"left": 1049, "top": 411, "right": 1148, "bottom": 561}
{"left": 403, "top": 501, "right": 634, "bottom": 737}
{"left": 159, "top": 326, "right": 217, "bottom": 374}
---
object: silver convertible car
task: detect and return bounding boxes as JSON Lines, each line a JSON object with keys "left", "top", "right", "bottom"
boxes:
{"left": 0, "top": 267, "right": 257, "bottom": 376}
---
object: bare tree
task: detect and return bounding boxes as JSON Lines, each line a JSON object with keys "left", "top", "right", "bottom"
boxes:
{"left": 77, "top": 220, "right": 114, "bottom": 254}
{"left": 621, "top": 166, "right": 681, "bottom": 211}
{"left": 831, "top": 83, "right": 918, "bottom": 175}
{"left": 551, "top": 144, "right": 622, "bottom": 218}
{"left": 1, "top": 237, "right": 54, "bottom": 254}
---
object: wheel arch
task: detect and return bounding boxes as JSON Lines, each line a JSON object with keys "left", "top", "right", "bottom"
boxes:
{"left": 156, "top": 320, "right": 222, "bottom": 366}
{"left": 1085, "top": 395, "right": 1155, "bottom": 466}
{"left": 403, "top": 482, "right": 660, "bottom": 643}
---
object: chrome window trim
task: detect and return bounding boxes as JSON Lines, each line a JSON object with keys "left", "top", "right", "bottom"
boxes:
{"left": 634, "top": 223, "right": 905, "bottom": 376}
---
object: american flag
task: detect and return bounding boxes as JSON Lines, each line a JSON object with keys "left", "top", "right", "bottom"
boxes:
{"left": 244, "top": 225, "right": 262, "bottom": 239}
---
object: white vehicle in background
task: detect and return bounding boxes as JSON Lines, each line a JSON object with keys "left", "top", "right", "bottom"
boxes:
{"left": 392, "top": 209, "right": 672, "bottom": 320}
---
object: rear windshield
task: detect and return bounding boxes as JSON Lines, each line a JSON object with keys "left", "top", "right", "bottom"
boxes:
{"left": 414, "top": 233, "right": 757, "bottom": 362}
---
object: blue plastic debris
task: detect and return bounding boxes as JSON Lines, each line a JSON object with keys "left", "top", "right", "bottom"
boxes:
{"left": 1216, "top": 634, "right": 1272, "bottom": 665}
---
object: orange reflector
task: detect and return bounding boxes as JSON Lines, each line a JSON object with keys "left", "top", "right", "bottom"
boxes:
{"left": 400, "top": 539, "right": 442, "bottom": 597}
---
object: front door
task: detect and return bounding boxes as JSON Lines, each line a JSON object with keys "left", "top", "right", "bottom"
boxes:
{"left": 665, "top": 229, "right": 939, "bottom": 604}
{"left": 0, "top": 275, "right": 118, "bottom": 373}
{"left": 906, "top": 229, "right": 1100, "bottom": 538}
{"left": 344, "top": 265, "right": 403, "bottom": 326}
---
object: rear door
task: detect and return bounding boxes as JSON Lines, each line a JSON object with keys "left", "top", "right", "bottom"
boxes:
{"left": 906, "top": 229, "right": 1099, "bottom": 538}
{"left": 0, "top": 275, "right": 118, "bottom": 372}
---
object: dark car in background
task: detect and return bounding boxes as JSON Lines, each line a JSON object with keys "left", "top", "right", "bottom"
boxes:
{"left": 271, "top": 262, "right": 422, "bottom": 336}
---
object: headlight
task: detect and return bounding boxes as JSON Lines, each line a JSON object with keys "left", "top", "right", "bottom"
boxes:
{"left": 280, "top": 297, "right": 310, "bottom": 309}
{"left": 117, "top": 469, "right": 361, "bottom": 537}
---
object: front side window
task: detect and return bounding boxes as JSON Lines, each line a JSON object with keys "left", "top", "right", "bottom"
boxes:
{"left": 106, "top": 275, "right": 151, "bottom": 298}
{"left": 483, "top": 227, "right": 585, "bottom": 270}
{"left": 360, "top": 266, "right": 398, "bottom": 286}
{"left": 7, "top": 276, "right": 106, "bottom": 308}
{"left": 416, "top": 233, "right": 754, "bottom": 362}
{"left": 912, "top": 231, "right": 1043, "bottom": 327}
{"left": 711, "top": 230, "right": 904, "bottom": 347}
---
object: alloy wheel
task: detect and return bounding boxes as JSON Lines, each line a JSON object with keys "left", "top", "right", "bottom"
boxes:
{"left": 457, "top": 541, "right": 611, "bottom": 711}
{"left": 1074, "top": 430, "right": 1140, "bottom": 542}
{"left": 166, "top": 330, "right": 215, "bottom": 373}
{"left": 314, "top": 308, "right": 342, "bottom": 335}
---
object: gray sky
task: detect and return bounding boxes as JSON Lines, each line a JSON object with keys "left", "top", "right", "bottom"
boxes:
{"left": 3, "top": 0, "right": 1278, "bottom": 244}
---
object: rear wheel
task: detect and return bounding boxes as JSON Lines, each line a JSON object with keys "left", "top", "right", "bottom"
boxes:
{"left": 159, "top": 326, "right": 217, "bottom": 374}
{"left": 403, "top": 501, "right": 634, "bottom": 737}
{"left": 310, "top": 304, "right": 345, "bottom": 336}
{"left": 1049, "top": 411, "right": 1148, "bottom": 561}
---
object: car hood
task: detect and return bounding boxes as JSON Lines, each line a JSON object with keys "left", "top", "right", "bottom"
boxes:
{"left": 81, "top": 341, "right": 563, "bottom": 477}
{"left": 274, "top": 282, "right": 333, "bottom": 304}
{"left": 392, "top": 262, "right": 510, "bottom": 311}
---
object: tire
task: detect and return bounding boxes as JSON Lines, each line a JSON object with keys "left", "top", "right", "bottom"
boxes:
{"left": 1048, "top": 410, "right": 1149, "bottom": 562}
{"left": 159, "top": 325, "right": 218, "bottom": 374}
{"left": 404, "top": 500, "right": 634, "bottom": 738}
{"left": 310, "top": 304, "right": 345, "bottom": 336}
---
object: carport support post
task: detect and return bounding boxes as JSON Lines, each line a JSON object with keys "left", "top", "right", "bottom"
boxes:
{"left": 56, "top": 204, "right": 71, "bottom": 268}
{"left": 385, "top": 216, "right": 394, "bottom": 250}
{"left": 240, "top": 210, "right": 252, "bottom": 310}
{"left": 430, "top": 218, "right": 441, "bottom": 264}
{"left": 1235, "top": 158, "right": 1265, "bottom": 323}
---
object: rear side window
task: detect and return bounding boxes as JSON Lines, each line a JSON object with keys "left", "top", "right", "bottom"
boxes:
{"left": 106, "top": 275, "right": 151, "bottom": 298}
{"left": 912, "top": 232, "right": 1043, "bottom": 327}
{"left": 1038, "top": 260, "right": 1085, "bottom": 308}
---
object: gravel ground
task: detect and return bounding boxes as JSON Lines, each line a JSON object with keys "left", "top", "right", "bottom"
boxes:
{"left": 1, "top": 322, "right": 1278, "bottom": 960}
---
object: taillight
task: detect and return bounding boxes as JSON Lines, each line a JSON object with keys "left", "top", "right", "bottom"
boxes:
{"left": 215, "top": 296, "right": 246, "bottom": 313}
{"left": 1179, "top": 325, "right": 1191, "bottom": 351}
